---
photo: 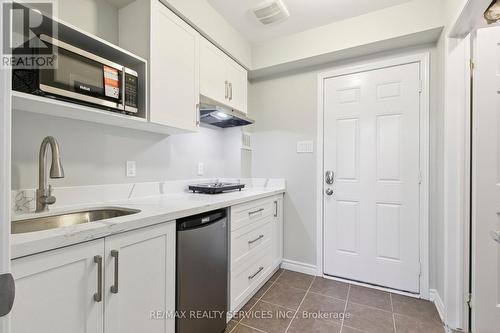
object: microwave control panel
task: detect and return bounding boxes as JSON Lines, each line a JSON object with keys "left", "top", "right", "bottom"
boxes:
{"left": 124, "top": 73, "right": 138, "bottom": 110}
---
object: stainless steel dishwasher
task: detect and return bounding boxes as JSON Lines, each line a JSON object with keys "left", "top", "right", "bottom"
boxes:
{"left": 176, "top": 209, "right": 228, "bottom": 333}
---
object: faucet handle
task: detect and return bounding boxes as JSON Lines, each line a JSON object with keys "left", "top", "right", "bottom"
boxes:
{"left": 44, "top": 185, "right": 56, "bottom": 205}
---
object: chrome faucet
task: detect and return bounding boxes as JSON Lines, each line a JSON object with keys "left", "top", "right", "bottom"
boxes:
{"left": 36, "top": 136, "right": 65, "bottom": 212}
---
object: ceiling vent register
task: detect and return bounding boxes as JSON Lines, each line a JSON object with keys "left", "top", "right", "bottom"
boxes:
{"left": 253, "top": 0, "right": 290, "bottom": 25}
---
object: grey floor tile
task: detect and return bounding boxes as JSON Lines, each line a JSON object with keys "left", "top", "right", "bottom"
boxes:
{"left": 287, "top": 316, "right": 341, "bottom": 333}
{"left": 348, "top": 285, "right": 392, "bottom": 311}
{"left": 269, "top": 269, "right": 284, "bottom": 282}
{"left": 240, "top": 301, "right": 294, "bottom": 333}
{"left": 233, "top": 298, "right": 259, "bottom": 321}
{"left": 341, "top": 326, "right": 368, "bottom": 333}
{"left": 391, "top": 294, "right": 441, "bottom": 324}
{"left": 254, "top": 280, "right": 274, "bottom": 299}
{"left": 275, "top": 270, "right": 315, "bottom": 290}
{"left": 394, "top": 314, "right": 446, "bottom": 333}
{"left": 232, "top": 323, "right": 266, "bottom": 333}
{"left": 343, "top": 302, "right": 395, "bottom": 333}
{"left": 261, "top": 282, "right": 307, "bottom": 310}
{"left": 225, "top": 320, "right": 239, "bottom": 332}
{"left": 309, "top": 277, "right": 350, "bottom": 300}
{"left": 298, "top": 292, "right": 346, "bottom": 325}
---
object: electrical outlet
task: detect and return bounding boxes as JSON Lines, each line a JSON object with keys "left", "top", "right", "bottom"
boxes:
{"left": 126, "top": 161, "right": 136, "bottom": 177}
{"left": 197, "top": 162, "right": 204, "bottom": 176}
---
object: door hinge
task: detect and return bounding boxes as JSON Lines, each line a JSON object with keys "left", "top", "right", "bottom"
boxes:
{"left": 465, "top": 293, "right": 473, "bottom": 309}
{"left": 469, "top": 59, "right": 475, "bottom": 71}
{"left": 418, "top": 262, "right": 422, "bottom": 277}
{"left": 419, "top": 171, "right": 423, "bottom": 185}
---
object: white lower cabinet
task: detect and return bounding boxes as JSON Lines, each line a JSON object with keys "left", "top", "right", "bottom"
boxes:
{"left": 272, "top": 196, "right": 284, "bottom": 268}
{"left": 104, "top": 223, "right": 176, "bottom": 333}
{"left": 230, "top": 194, "right": 284, "bottom": 312}
{"left": 11, "top": 222, "right": 176, "bottom": 333}
{"left": 11, "top": 239, "right": 105, "bottom": 333}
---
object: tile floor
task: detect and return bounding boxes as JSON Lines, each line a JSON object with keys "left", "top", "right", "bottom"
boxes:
{"left": 226, "top": 269, "right": 447, "bottom": 333}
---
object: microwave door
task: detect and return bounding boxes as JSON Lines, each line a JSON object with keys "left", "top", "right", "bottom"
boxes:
{"left": 38, "top": 35, "right": 125, "bottom": 110}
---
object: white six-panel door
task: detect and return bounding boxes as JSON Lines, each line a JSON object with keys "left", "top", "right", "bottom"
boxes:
{"left": 472, "top": 26, "right": 500, "bottom": 333}
{"left": 323, "top": 62, "right": 422, "bottom": 293}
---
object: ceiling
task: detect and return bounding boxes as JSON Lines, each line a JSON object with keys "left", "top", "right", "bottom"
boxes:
{"left": 207, "top": 0, "right": 412, "bottom": 43}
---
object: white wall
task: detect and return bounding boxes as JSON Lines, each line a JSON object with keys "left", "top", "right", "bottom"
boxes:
{"left": 248, "top": 45, "right": 443, "bottom": 278}
{"left": 11, "top": 112, "right": 241, "bottom": 190}
{"left": 251, "top": 0, "right": 445, "bottom": 70}
{"left": 57, "top": 0, "right": 120, "bottom": 44}
{"left": 249, "top": 70, "right": 318, "bottom": 265}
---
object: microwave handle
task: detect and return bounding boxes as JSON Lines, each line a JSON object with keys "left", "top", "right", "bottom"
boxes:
{"left": 121, "top": 69, "right": 126, "bottom": 110}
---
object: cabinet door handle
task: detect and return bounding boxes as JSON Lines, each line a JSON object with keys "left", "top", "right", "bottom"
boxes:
{"left": 110, "top": 250, "right": 119, "bottom": 294}
{"left": 248, "top": 235, "right": 264, "bottom": 244}
{"left": 274, "top": 200, "right": 278, "bottom": 218}
{"left": 225, "top": 81, "right": 228, "bottom": 99}
{"left": 93, "top": 255, "right": 103, "bottom": 302}
{"left": 229, "top": 82, "right": 233, "bottom": 101}
{"left": 248, "top": 208, "right": 264, "bottom": 216}
{"left": 248, "top": 266, "right": 264, "bottom": 280}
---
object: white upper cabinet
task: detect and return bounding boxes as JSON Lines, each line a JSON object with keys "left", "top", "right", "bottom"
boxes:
{"left": 227, "top": 59, "right": 248, "bottom": 114}
{"left": 200, "top": 38, "right": 248, "bottom": 114}
{"left": 149, "top": 0, "right": 200, "bottom": 131}
{"left": 200, "top": 38, "right": 228, "bottom": 105}
{"left": 120, "top": 0, "right": 247, "bottom": 126}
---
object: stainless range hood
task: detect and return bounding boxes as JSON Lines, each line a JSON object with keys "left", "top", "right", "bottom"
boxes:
{"left": 199, "top": 97, "right": 254, "bottom": 128}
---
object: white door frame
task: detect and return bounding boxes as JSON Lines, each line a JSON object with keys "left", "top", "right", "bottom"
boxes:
{"left": 443, "top": 34, "right": 472, "bottom": 330}
{"left": 316, "top": 52, "right": 430, "bottom": 299}
{"left": 0, "top": 0, "right": 12, "bottom": 331}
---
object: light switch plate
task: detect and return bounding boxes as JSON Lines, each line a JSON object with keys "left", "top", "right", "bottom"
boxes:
{"left": 297, "top": 141, "right": 314, "bottom": 153}
{"left": 126, "top": 161, "right": 136, "bottom": 177}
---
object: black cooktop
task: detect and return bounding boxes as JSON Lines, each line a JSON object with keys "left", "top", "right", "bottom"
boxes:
{"left": 188, "top": 182, "right": 245, "bottom": 194}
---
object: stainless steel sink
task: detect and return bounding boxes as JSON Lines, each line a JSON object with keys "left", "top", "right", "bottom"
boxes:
{"left": 11, "top": 208, "right": 141, "bottom": 234}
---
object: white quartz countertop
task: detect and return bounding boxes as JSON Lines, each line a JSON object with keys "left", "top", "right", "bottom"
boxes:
{"left": 11, "top": 181, "right": 285, "bottom": 259}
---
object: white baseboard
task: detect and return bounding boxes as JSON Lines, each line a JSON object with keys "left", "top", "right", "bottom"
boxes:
{"left": 281, "top": 259, "right": 317, "bottom": 276}
{"left": 430, "top": 289, "right": 446, "bottom": 324}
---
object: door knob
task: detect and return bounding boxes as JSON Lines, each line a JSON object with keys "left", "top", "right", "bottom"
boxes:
{"left": 325, "top": 171, "right": 334, "bottom": 185}
{"left": 325, "top": 188, "right": 334, "bottom": 196}
{"left": 491, "top": 231, "right": 500, "bottom": 244}
{"left": 0, "top": 273, "right": 15, "bottom": 317}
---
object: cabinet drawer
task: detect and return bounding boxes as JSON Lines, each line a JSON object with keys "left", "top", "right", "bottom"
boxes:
{"left": 231, "top": 218, "right": 272, "bottom": 270}
{"left": 231, "top": 197, "right": 275, "bottom": 231}
{"left": 230, "top": 245, "right": 273, "bottom": 311}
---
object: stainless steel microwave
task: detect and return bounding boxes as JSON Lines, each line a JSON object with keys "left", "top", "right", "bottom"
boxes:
{"left": 13, "top": 34, "right": 139, "bottom": 114}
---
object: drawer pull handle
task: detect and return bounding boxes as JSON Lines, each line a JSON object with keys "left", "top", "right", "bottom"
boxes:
{"left": 248, "top": 208, "right": 264, "bottom": 216}
{"left": 248, "top": 266, "right": 264, "bottom": 280}
{"left": 93, "top": 255, "right": 103, "bottom": 302}
{"left": 274, "top": 200, "right": 278, "bottom": 218}
{"left": 110, "top": 250, "right": 119, "bottom": 294}
{"left": 248, "top": 235, "right": 264, "bottom": 244}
